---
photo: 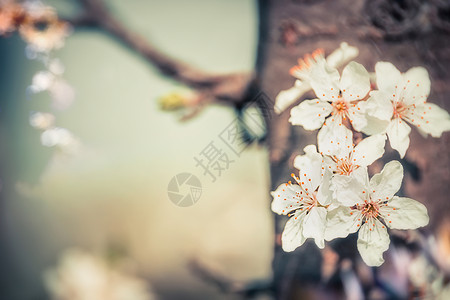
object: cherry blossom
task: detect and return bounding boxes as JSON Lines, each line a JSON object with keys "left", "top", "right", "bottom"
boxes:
{"left": 275, "top": 42, "right": 359, "bottom": 113}
{"left": 325, "top": 161, "right": 429, "bottom": 266}
{"left": 295, "top": 134, "right": 386, "bottom": 188}
{"left": 290, "top": 61, "right": 371, "bottom": 155}
{"left": 271, "top": 147, "right": 333, "bottom": 251}
{"left": 363, "top": 62, "right": 450, "bottom": 157}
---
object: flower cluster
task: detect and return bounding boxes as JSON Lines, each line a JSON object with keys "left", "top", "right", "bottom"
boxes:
{"left": 271, "top": 44, "right": 450, "bottom": 266}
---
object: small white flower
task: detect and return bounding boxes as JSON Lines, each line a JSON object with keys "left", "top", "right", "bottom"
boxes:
{"left": 296, "top": 134, "right": 386, "bottom": 187}
{"left": 364, "top": 62, "right": 450, "bottom": 158}
{"left": 271, "top": 146, "right": 333, "bottom": 251}
{"left": 275, "top": 42, "right": 359, "bottom": 113}
{"left": 289, "top": 61, "right": 371, "bottom": 155}
{"left": 325, "top": 161, "right": 429, "bottom": 266}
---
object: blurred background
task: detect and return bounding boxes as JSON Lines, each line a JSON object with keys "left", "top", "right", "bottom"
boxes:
{"left": 0, "top": 0, "right": 274, "bottom": 299}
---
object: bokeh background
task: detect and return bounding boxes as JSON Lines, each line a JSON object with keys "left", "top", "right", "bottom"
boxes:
{"left": 0, "top": 0, "right": 274, "bottom": 299}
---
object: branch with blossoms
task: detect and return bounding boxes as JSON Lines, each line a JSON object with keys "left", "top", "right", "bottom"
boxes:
{"left": 271, "top": 43, "right": 450, "bottom": 276}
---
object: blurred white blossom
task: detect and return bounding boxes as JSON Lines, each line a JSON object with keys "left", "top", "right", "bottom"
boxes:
{"left": 41, "top": 127, "right": 80, "bottom": 153}
{"left": 29, "top": 111, "right": 55, "bottom": 130}
{"left": 45, "top": 249, "right": 157, "bottom": 300}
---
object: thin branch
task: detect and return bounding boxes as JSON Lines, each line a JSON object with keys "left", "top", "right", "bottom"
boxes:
{"left": 66, "top": 0, "right": 255, "bottom": 105}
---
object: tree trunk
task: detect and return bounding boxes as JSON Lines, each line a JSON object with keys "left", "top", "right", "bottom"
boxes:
{"left": 257, "top": 0, "right": 450, "bottom": 298}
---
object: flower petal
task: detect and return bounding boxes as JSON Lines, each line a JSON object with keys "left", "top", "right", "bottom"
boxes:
{"left": 317, "top": 116, "right": 353, "bottom": 157}
{"left": 326, "top": 42, "right": 359, "bottom": 69}
{"left": 271, "top": 183, "right": 304, "bottom": 215}
{"left": 407, "top": 103, "right": 450, "bottom": 138}
{"left": 294, "top": 145, "right": 323, "bottom": 192}
{"left": 357, "top": 218, "right": 390, "bottom": 267}
{"left": 308, "top": 64, "right": 340, "bottom": 101}
{"left": 325, "top": 206, "right": 361, "bottom": 241}
{"left": 386, "top": 118, "right": 411, "bottom": 158}
{"left": 340, "top": 62, "right": 371, "bottom": 101}
{"left": 401, "top": 67, "right": 430, "bottom": 106}
{"left": 370, "top": 160, "right": 403, "bottom": 203}
{"left": 352, "top": 134, "right": 386, "bottom": 167}
{"left": 302, "top": 206, "right": 327, "bottom": 249}
{"left": 381, "top": 196, "right": 429, "bottom": 230}
{"left": 316, "top": 168, "right": 333, "bottom": 206}
{"left": 289, "top": 99, "right": 333, "bottom": 130}
{"left": 332, "top": 168, "right": 369, "bottom": 206}
{"left": 375, "top": 61, "right": 402, "bottom": 93}
{"left": 347, "top": 102, "right": 368, "bottom": 131}
{"left": 281, "top": 211, "right": 308, "bottom": 252}
{"left": 275, "top": 80, "right": 311, "bottom": 114}
{"left": 363, "top": 90, "right": 394, "bottom": 121}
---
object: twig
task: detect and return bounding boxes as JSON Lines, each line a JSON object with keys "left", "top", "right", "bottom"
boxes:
{"left": 65, "top": 0, "right": 255, "bottom": 105}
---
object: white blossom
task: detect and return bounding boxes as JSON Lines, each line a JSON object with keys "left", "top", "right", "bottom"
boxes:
{"left": 326, "top": 161, "right": 429, "bottom": 266}
{"left": 271, "top": 146, "right": 333, "bottom": 251}
{"left": 363, "top": 62, "right": 450, "bottom": 157}
{"left": 290, "top": 61, "right": 371, "bottom": 154}
{"left": 296, "top": 134, "right": 386, "bottom": 189}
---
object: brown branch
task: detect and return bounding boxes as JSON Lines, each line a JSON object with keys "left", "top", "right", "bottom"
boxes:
{"left": 66, "top": 0, "right": 256, "bottom": 105}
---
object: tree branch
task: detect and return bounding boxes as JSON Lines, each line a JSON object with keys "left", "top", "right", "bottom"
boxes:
{"left": 66, "top": 0, "right": 256, "bottom": 105}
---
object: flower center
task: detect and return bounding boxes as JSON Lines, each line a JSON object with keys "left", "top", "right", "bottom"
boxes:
{"left": 361, "top": 201, "right": 380, "bottom": 219}
{"left": 335, "top": 157, "right": 356, "bottom": 175}
{"left": 393, "top": 101, "right": 407, "bottom": 119}
{"left": 332, "top": 100, "right": 348, "bottom": 115}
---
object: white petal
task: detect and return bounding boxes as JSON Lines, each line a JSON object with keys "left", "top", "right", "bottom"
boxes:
{"left": 370, "top": 160, "right": 403, "bottom": 203}
{"left": 308, "top": 64, "right": 340, "bottom": 101}
{"left": 361, "top": 114, "right": 391, "bottom": 136}
{"left": 401, "top": 67, "right": 430, "bottom": 106}
{"left": 316, "top": 168, "right": 333, "bottom": 206}
{"left": 275, "top": 81, "right": 311, "bottom": 114}
{"left": 317, "top": 116, "right": 353, "bottom": 157}
{"left": 386, "top": 118, "right": 411, "bottom": 158}
{"left": 407, "top": 103, "right": 450, "bottom": 138}
{"left": 302, "top": 206, "right": 327, "bottom": 249}
{"left": 381, "top": 196, "right": 429, "bottom": 230}
{"left": 364, "top": 91, "right": 394, "bottom": 121}
{"left": 294, "top": 145, "right": 323, "bottom": 192}
{"left": 281, "top": 211, "right": 307, "bottom": 252}
{"left": 340, "top": 62, "right": 371, "bottom": 101}
{"left": 347, "top": 102, "right": 368, "bottom": 131}
{"left": 332, "top": 169, "right": 369, "bottom": 206}
{"left": 289, "top": 99, "right": 333, "bottom": 130}
{"left": 357, "top": 219, "right": 390, "bottom": 266}
{"left": 271, "top": 183, "right": 304, "bottom": 215}
{"left": 352, "top": 134, "right": 386, "bottom": 167}
{"left": 375, "top": 61, "right": 402, "bottom": 93}
{"left": 325, "top": 206, "right": 361, "bottom": 241}
{"left": 326, "top": 42, "right": 359, "bottom": 69}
